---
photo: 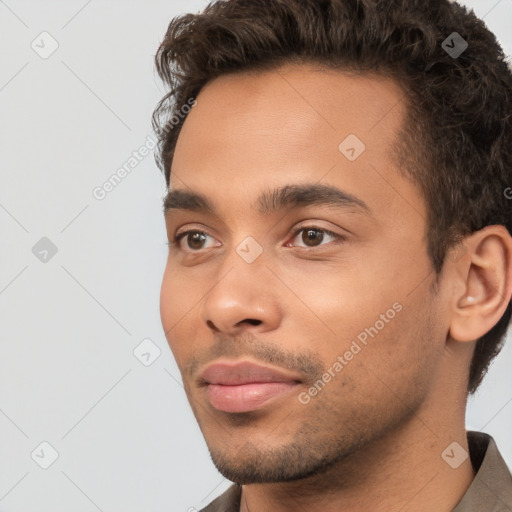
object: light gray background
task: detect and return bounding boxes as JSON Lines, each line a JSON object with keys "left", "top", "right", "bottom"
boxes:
{"left": 0, "top": 1, "right": 511, "bottom": 510}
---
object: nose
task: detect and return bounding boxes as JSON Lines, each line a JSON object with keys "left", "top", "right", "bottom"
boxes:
{"left": 199, "top": 257, "right": 282, "bottom": 336}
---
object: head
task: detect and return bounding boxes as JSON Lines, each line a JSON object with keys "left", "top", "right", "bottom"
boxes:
{"left": 154, "top": 0, "right": 512, "bottom": 484}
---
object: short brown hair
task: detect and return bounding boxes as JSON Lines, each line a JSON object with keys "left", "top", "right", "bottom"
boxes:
{"left": 152, "top": 0, "right": 512, "bottom": 394}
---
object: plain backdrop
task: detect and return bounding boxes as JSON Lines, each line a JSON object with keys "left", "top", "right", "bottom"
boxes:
{"left": 0, "top": 0, "right": 511, "bottom": 510}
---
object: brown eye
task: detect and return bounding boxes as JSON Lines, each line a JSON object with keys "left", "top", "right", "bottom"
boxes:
{"left": 302, "top": 228, "right": 325, "bottom": 247}
{"left": 173, "top": 230, "right": 219, "bottom": 252}
{"left": 185, "top": 232, "right": 207, "bottom": 250}
{"left": 288, "top": 226, "right": 344, "bottom": 249}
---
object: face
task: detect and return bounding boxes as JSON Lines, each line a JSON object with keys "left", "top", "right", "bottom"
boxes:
{"left": 160, "top": 63, "right": 449, "bottom": 484}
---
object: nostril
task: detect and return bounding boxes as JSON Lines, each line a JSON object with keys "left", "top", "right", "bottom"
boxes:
{"left": 206, "top": 320, "right": 218, "bottom": 331}
{"left": 242, "top": 319, "right": 262, "bottom": 326}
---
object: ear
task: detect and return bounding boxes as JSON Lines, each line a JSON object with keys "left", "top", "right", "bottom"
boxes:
{"left": 448, "top": 225, "right": 512, "bottom": 343}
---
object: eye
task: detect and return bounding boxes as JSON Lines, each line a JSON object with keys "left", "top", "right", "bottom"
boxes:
{"left": 169, "top": 230, "right": 220, "bottom": 252}
{"left": 286, "top": 226, "right": 345, "bottom": 249}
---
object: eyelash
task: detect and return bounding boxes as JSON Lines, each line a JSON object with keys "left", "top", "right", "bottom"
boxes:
{"left": 168, "top": 225, "right": 345, "bottom": 252}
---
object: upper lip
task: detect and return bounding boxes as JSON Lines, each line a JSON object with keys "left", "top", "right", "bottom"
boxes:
{"left": 199, "top": 360, "right": 303, "bottom": 386}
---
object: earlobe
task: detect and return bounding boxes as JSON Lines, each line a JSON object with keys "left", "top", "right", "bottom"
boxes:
{"left": 449, "top": 225, "right": 512, "bottom": 343}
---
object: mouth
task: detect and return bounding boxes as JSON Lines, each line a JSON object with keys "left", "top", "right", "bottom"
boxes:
{"left": 199, "top": 360, "right": 303, "bottom": 413}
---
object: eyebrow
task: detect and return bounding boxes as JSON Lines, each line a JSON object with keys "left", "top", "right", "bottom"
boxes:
{"left": 162, "top": 183, "right": 372, "bottom": 219}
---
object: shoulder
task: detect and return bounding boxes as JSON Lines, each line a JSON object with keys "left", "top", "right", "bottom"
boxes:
{"left": 453, "top": 431, "right": 512, "bottom": 511}
{"left": 199, "top": 483, "right": 242, "bottom": 512}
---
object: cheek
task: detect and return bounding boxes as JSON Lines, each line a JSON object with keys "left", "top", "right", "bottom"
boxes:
{"left": 310, "top": 309, "right": 436, "bottom": 423}
{"left": 283, "top": 252, "right": 432, "bottom": 379}
{"left": 278, "top": 257, "right": 399, "bottom": 345}
{"left": 342, "top": 288, "right": 439, "bottom": 410}
{"left": 160, "top": 258, "right": 201, "bottom": 321}
{"left": 159, "top": 264, "right": 176, "bottom": 329}
{"left": 160, "top": 262, "right": 198, "bottom": 360}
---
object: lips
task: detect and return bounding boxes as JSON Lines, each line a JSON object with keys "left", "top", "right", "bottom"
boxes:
{"left": 199, "top": 361, "right": 302, "bottom": 413}
{"left": 200, "top": 361, "right": 302, "bottom": 386}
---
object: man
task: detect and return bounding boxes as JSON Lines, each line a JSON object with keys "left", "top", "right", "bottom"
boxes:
{"left": 153, "top": 0, "right": 512, "bottom": 510}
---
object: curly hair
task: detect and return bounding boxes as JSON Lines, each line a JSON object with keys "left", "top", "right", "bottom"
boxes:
{"left": 152, "top": 0, "right": 512, "bottom": 394}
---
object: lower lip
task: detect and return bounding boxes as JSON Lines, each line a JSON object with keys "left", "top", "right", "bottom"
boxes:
{"left": 205, "top": 382, "right": 299, "bottom": 413}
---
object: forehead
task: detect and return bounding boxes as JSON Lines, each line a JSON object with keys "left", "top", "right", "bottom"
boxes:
{"left": 168, "top": 63, "right": 425, "bottom": 226}
{"left": 174, "top": 64, "right": 406, "bottom": 158}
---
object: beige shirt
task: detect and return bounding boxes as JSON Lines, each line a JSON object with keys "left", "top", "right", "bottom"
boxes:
{"left": 200, "top": 431, "right": 512, "bottom": 512}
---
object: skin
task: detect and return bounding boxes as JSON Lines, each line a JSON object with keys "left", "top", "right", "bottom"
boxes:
{"left": 160, "top": 63, "right": 512, "bottom": 512}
